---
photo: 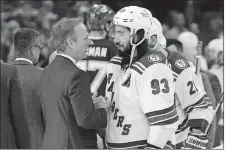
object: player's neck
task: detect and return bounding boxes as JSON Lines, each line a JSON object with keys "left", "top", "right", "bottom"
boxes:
{"left": 88, "top": 30, "right": 107, "bottom": 40}
{"left": 155, "top": 45, "right": 168, "bottom": 57}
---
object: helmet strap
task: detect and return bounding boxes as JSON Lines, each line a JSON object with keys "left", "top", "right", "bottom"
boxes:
{"left": 129, "top": 35, "right": 146, "bottom": 68}
{"left": 152, "top": 40, "right": 160, "bottom": 50}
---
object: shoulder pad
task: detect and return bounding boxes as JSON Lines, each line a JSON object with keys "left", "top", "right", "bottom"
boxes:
{"left": 131, "top": 51, "right": 166, "bottom": 75}
{"left": 109, "top": 55, "right": 122, "bottom": 65}
{"left": 167, "top": 51, "right": 190, "bottom": 75}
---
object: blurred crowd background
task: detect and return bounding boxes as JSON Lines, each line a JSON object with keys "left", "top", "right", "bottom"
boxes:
{"left": 1, "top": 0, "right": 223, "bottom": 66}
{"left": 1, "top": 0, "right": 224, "bottom": 146}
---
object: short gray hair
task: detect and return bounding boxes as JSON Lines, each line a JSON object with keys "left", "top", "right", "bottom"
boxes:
{"left": 51, "top": 17, "right": 84, "bottom": 52}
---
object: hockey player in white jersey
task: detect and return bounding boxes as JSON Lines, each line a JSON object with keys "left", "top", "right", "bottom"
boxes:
{"left": 105, "top": 6, "right": 179, "bottom": 149}
{"left": 148, "top": 17, "right": 214, "bottom": 149}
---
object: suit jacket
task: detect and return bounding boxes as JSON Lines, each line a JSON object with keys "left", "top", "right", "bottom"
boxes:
{"left": 12, "top": 60, "right": 44, "bottom": 148}
{"left": 200, "top": 72, "right": 216, "bottom": 108}
{"left": 200, "top": 72, "right": 217, "bottom": 149}
{"left": 40, "top": 55, "right": 107, "bottom": 149}
{"left": 201, "top": 70, "right": 222, "bottom": 105}
{"left": 1, "top": 62, "right": 30, "bottom": 148}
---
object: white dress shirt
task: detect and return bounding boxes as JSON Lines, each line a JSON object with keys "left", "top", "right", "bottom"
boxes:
{"left": 56, "top": 53, "right": 77, "bottom": 65}
{"left": 15, "top": 58, "right": 33, "bottom": 65}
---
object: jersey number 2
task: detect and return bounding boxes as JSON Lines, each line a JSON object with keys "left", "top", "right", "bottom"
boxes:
{"left": 151, "top": 79, "right": 170, "bottom": 95}
{"left": 187, "top": 80, "right": 198, "bottom": 95}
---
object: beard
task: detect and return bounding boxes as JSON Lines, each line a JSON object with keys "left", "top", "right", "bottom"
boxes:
{"left": 116, "top": 43, "right": 132, "bottom": 69}
{"left": 116, "top": 43, "right": 132, "bottom": 58}
{"left": 119, "top": 48, "right": 132, "bottom": 57}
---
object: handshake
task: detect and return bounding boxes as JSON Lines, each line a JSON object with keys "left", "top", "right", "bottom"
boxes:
{"left": 93, "top": 94, "right": 111, "bottom": 112}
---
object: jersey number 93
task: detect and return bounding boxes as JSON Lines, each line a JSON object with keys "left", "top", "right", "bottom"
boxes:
{"left": 151, "top": 78, "right": 170, "bottom": 95}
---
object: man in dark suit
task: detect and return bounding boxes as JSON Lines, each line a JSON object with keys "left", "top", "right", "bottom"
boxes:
{"left": 201, "top": 70, "right": 222, "bottom": 106}
{"left": 201, "top": 70, "right": 222, "bottom": 148}
{"left": 200, "top": 72, "right": 218, "bottom": 148}
{"left": 12, "top": 28, "right": 44, "bottom": 148}
{"left": 1, "top": 62, "right": 30, "bottom": 148}
{"left": 40, "top": 17, "right": 110, "bottom": 149}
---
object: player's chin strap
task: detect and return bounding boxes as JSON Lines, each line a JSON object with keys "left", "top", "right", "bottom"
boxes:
{"left": 152, "top": 40, "right": 160, "bottom": 50}
{"left": 122, "top": 36, "right": 145, "bottom": 84}
{"left": 129, "top": 36, "right": 146, "bottom": 68}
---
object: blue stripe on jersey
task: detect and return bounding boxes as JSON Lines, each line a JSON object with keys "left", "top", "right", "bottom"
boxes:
{"left": 147, "top": 108, "right": 177, "bottom": 124}
{"left": 109, "top": 56, "right": 122, "bottom": 65}
{"left": 173, "top": 72, "right": 178, "bottom": 82}
{"left": 131, "top": 65, "right": 144, "bottom": 75}
{"left": 146, "top": 102, "right": 176, "bottom": 117}
{"left": 146, "top": 143, "right": 161, "bottom": 149}
{"left": 173, "top": 78, "right": 177, "bottom": 82}
{"left": 113, "top": 56, "right": 122, "bottom": 61}
{"left": 194, "top": 101, "right": 212, "bottom": 109}
{"left": 184, "top": 95, "right": 209, "bottom": 113}
{"left": 107, "top": 140, "right": 147, "bottom": 149}
{"left": 109, "top": 60, "right": 121, "bottom": 65}
{"left": 145, "top": 103, "right": 178, "bottom": 125}
{"left": 134, "top": 62, "right": 146, "bottom": 71}
{"left": 149, "top": 114, "right": 179, "bottom": 126}
{"left": 164, "top": 141, "right": 175, "bottom": 149}
{"left": 173, "top": 72, "right": 178, "bottom": 78}
{"left": 176, "top": 116, "right": 189, "bottom": 134}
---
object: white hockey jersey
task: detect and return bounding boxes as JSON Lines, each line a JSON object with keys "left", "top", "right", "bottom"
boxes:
{"left": 167, "top": 51, "right": 214, "bottom": 146}
{"left": 105, "top": 51, "right": 178, "bottom": 149}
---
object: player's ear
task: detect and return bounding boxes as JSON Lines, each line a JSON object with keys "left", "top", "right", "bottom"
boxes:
{"left": 132, "top": 29, "right": 145, "bottom": 44}
{"left": 29, "top": 45, "right": 38, "bottom": 57}
{"left": 149, "top": 35, "right": 157, "bottom": 46}
{"left": 132, "top": 34, "right": 139, "bottom": 44}
{"left": 66, "top": 38, "right": 75, "bottom": 48}
{"left": 106, "top": 22, "right": 110, "bottom": 32}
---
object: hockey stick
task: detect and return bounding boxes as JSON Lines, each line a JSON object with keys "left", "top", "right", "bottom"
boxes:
{"left": 204, "top": 92, "right": 224, "bottom": 134}
{"left": 195, "top": 41, "right": 203, "bottom": 75}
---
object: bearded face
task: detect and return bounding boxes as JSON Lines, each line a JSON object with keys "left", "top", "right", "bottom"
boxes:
{"left": 114, "top": 25, "right": 132, "bottom": 57}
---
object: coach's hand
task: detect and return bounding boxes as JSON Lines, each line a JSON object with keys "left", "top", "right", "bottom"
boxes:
{"left": 93, "top": 96, "right": 111, "bottom": 112}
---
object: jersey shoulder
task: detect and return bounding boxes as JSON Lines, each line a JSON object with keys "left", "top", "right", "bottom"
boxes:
{"left": 109, "top": 55, "right": 122, "bottom": 66}
{"left": 86, "top": 39, "right": 118, "bottom": 61}
{"left": 93, "top": 39, "right": 118, "bottom": 53}
{"left": 93, "top": 39, "right": 112, "bottom": 46}
{"left": 131, "top": 51, "right": 167, "bottom": 75}
{"left": 167, "top": 51, "right": 190, "bottom": 75}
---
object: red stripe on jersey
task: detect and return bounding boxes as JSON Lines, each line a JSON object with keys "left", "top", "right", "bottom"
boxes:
{"left": 109, "top": 60, "right": 121, "bottom": 65}
{"left": 145, "top": 103, "right": 178, "bottom": 125}
{"left": 107, "top": 140, "right": 147, "bottom": 149}
{"left": 184, "top": 95, "right": 209, "bottom": 113}
{"left": 131, "top": 65, "right": 143, "bottom": 75}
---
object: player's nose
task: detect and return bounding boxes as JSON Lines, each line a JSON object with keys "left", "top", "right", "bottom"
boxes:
{"left": 114, "top": 36, "right": 119, "bottom": 44}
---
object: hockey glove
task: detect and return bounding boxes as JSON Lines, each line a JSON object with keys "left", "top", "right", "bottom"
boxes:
{"left": 184, "top": 132, "right": 208, "bottom": 149}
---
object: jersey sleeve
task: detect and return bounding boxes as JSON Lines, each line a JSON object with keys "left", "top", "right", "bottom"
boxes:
{"left": 175, "top": 67, "right": 214, "bottom": 132}
{"left": 137, "top": 63, "right": 178, "bottom": 148}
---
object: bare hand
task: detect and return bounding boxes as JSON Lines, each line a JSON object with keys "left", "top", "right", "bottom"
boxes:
{"left": 93, "top": 96, "right": 111, "bottom": 112}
